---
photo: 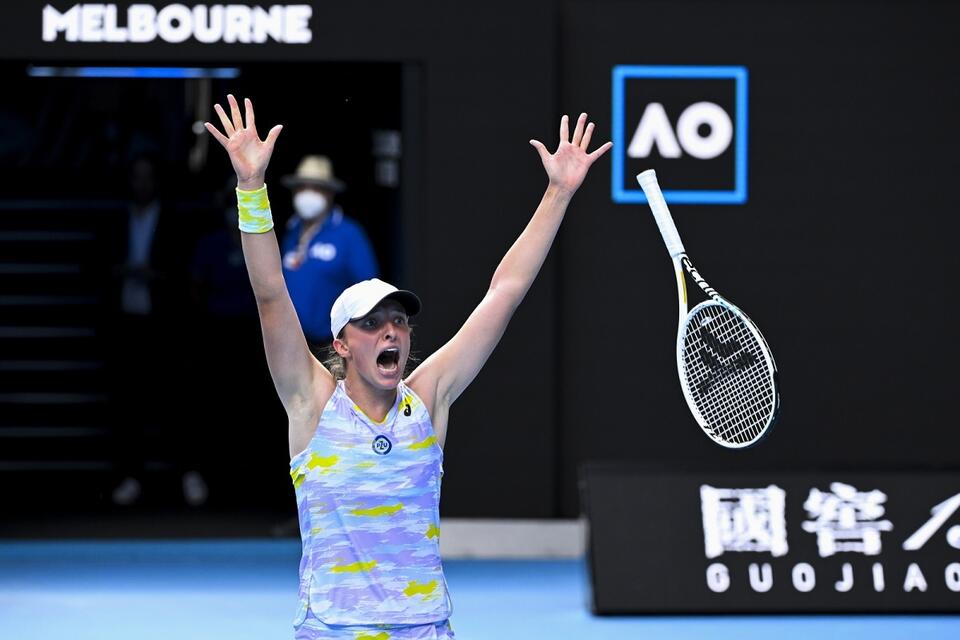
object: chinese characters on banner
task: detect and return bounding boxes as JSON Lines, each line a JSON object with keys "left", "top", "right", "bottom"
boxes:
{"left": 701, "top": 482, "right": 960, "bottom": 594}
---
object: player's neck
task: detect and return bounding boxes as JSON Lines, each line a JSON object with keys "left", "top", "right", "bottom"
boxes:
{"left": 343, "top": 374, "right": 397, "bottom": 423}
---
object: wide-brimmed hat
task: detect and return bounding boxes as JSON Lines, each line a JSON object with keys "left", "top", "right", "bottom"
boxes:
{"left": 281, "top": 155, "right": 345, "bottom": 192}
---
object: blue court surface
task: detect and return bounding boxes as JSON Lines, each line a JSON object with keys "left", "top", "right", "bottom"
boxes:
{"left": 0, "top": 540, "right": 957, "bottom": 639}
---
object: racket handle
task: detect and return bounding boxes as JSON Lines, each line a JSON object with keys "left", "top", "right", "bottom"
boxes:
{"left": 637, "top": 170, "right": 685, "bottom": 257}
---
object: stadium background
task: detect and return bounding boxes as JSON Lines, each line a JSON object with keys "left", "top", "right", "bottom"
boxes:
{"left": 0, "top": 0, "right": 957, "bottom": 523}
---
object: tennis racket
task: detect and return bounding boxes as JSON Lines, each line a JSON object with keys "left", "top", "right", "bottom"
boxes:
{"left": 637, "top": 170, "right": 779, "bottom": 448}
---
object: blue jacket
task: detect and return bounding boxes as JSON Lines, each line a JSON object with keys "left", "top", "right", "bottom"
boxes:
{"left": 281, "top": 208, "right": 378, "bottom": 342}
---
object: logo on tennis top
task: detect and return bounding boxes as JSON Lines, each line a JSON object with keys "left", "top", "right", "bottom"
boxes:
{"left": 372, "top": 435, "right": 392, "bottom": 455}
{"left": 612, "top": 65, "right": 748, "bottom": 205}
{"left": 402, "top": 401, "right": 412, "bottom": 417}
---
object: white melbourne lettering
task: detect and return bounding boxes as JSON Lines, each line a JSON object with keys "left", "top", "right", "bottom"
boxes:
{"left": 79, "top": 3, "right": 104, "bottom": 41}
{"left": 194, "top": 5, "right": 223, "bottom": 42}
{"left": 130, "top": 4, "right": 156, "bottom": 42}
{"left": 103, "top": 5, "right": 127, "bottom": 41}
{"left": 43, "top": 4, "right": 79, "bottom": 41}
{"left": 41, "top": 3, "right": 312, "bottom": 43}
{"left": 627, "top": 102, "right": 733, "bottom": 160}
{"left": 157, "top": 4, "right": 193, "bottom": 43}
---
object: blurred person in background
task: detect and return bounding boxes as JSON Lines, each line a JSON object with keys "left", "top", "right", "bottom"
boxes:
{"left": 280, "top": 155, "right": 378, "bottom": 356}
{"left": 191, "top": 178, "right": 260, "bottom": 325}
{"left": 106, "top": 154, "right": 202, "bottom": 506}
{"left": 187, "top": 180, "right": 265, "bottom": 505}
{"left": 205, "top": 95, "right": 610, "bottom": 640}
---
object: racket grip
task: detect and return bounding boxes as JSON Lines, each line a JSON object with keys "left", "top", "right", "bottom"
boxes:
{"left": 637, "top": 170, "right": 685, "bottom": 257}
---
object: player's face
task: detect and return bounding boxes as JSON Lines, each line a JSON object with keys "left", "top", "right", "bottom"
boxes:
{"left": 339, "top": 301, "right": 411, "bottom": 389}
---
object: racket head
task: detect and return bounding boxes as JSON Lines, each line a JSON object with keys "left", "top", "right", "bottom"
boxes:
{"left": 677, "top": 300, "right": 779, "bottom": 448}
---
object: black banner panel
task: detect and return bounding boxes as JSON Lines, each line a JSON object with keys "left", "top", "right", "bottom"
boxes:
{"left": 582, "top": 465, "right": 960, "bottom": 613}
{"left": 558, "top": 0, "right": 960, "bottom": 519}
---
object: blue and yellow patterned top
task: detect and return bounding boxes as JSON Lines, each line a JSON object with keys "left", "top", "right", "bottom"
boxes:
{"left": 290, "top": 380, "right": 452, "bottom": 627}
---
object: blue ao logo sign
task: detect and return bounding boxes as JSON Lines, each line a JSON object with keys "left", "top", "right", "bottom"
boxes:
{"left": 612, "top": 65, "right": 748, "bottom": 205}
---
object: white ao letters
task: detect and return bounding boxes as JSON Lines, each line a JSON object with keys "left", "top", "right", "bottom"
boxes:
{"left": 628, "top": 102, "right": 733, "bottom": 161}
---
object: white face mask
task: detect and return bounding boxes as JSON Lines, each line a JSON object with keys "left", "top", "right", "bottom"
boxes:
{"left": 294, "top": 190, "right": 329, "bottom": 220}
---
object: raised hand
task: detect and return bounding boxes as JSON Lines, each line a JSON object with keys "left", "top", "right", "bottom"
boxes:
{"left": 204, "top": 95, "right": 282, "bottom": 190}
{"left": 529, "top": 113, "right": 612, "bottom": 196}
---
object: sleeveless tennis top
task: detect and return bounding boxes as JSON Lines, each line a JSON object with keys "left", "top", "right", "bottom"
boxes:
{"left": 289, "top": 380, "right": 452, "bottom": 627}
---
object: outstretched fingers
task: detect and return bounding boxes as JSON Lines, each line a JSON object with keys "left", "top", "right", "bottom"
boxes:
{"left": 559, "top": 114, "right": 569, "bottom": 146}
{"left": 213, "top": 102, "right": 235, "bottom": 136}
{"left": 244, "top": 97, "right": 258, "bottom": 137}
{"left": 540, "top": 113, "right": 612, "bottom": 161}
{"left": 588, "top": 141, "right": 613, "bottom": 161}
{"left": 529, "top": 139, "right": 550, "bottom": 164}
{"left": 227, "top": 94, "right": 244, "bottom": 131}
{"left": 580, "top": 122, "right": 595, "bottom": 151}
{"left": 204, "top": 121, "right": 229, "bottom": 147}
{"left": 571, "top": 113, "right": 587, "bottom": 147}
{"left": 264, "top": 124, "right": 284, "bottom": 154}
{"left": 209, "top": 96, "right": 268, "bottom": 146}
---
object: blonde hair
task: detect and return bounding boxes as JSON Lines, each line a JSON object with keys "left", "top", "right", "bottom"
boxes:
{"left": 323, "top": 341, "right": 347, "bottom": 380}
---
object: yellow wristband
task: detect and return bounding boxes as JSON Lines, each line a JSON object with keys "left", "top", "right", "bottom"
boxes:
{"left": 236, "top": 184, "right": 274, "bottom": 234}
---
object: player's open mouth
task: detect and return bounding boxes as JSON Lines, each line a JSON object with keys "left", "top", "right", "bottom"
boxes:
{"left": 376, "top": 347, "right": 400, "bottom": 374}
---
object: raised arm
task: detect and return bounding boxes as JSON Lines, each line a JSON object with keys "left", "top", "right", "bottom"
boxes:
{"left": 407, "top": 113, "right": 611, "bottom": 442}
{"left": 205, "top": 95, "right": 332, "bottom": 419}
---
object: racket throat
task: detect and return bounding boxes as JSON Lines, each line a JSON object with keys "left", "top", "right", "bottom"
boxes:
{"left": 680, "top": 254, "right": 721, "bottom": 301}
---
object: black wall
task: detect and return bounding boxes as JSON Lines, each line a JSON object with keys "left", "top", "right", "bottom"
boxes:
{"left": 558, "top": 0, "right": 960, "bottom": 513}
{"left": 2, "top": 1, "right": 958, "bottom": 519}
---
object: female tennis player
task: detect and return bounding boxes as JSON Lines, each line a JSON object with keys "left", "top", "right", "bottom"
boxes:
{"left": 205, "top": 95, "right": 611, "bottom": 639}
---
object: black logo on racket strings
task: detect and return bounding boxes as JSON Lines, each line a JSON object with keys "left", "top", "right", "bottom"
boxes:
{"left": 372, "top": 435, "right": 393, "bottom": 455}
{"left": 695, "top": 321, "right": 756, "bottom": 395}
{"left": 701, "top": 328, "right": 743, "bottom": 359}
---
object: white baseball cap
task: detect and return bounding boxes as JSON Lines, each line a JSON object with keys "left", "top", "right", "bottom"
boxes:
{"left": 330, "top": 278, "right": 422, "bottom": 339}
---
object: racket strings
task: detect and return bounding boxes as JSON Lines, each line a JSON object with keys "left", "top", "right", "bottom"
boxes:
{"left": 691, "top": 343, "right": 773, "bottom": 443}
{"left": 681, "top": 304, "right": 776, "bottom": 445}
{"left": 687, "top": 329, "right": 773, "bottom": 442}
